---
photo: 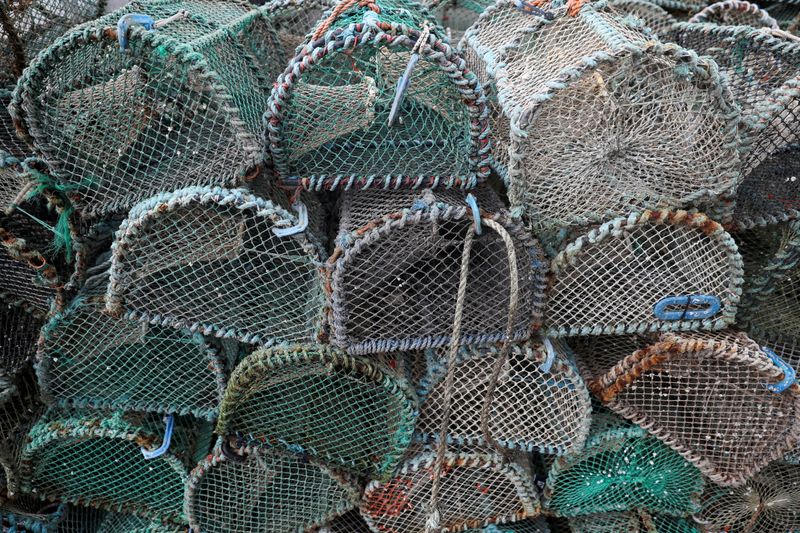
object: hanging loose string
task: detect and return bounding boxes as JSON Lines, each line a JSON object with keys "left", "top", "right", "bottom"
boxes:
{"left": 312, "top": 0, "right": 381, "bottom": 41}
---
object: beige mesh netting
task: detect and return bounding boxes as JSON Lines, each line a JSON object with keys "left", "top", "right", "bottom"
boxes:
{"left": 610, "top": 0, "right": 678, "bottom": 36}
{"left": 688, "top": 0, "right": 779, "bottom": 28}
{"left": 462, "top": 0, "right": 741, "bottom": 232}
{"left": 327, "top": 187, "right": 547, "bottom": 354}
{"left": 415, "top": 340, "right": 592, "bottom": 455}
{"left": 544, "top": 210, "right": 743, "bottom": 337}
{"left": 570, "top": 330, "right": 800, "bottom": 487}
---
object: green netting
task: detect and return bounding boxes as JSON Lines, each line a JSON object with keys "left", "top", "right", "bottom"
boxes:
{"left": 19, "top": 408, "right": 199, "bottom": 523}
{"left": 609, "top": 0, "right": 678, "bottom": 36}
{"left": 37, "top": 265, "right": 226, "bottom": 421}
{"left": 263, "top": 0, "right": 333, "bottom": 57}
{"left": 426, "top": 0, "right": 495, "bottom": 43}
{"left": 416, "top": 340, "right": 592, "bottom": 455}
{"left": 568, "top": 511, "right": 701, "bottom": 532}
{"left": 362, "top": 448, "right": 540, "bottom": 531}
{"left": 328, "top": 187, "right": 546, "bottom": 354}
{"left": 1, "top": 370, "right": 42, "bottom": 500}
{"left": 696, "top": 460, "right": 800, "bottom": 532}
{"left": 0, "top": 499, "right": 67, "bottom": 533}
{"left": 463, "top": 1, "right": 741, "bottom": 232}
{"left": 10, "top": 0, "right": 286, "bottom": 219}
{"left": 688, "top": 0, "right": 779, "bottom": 27}
{"left": 0, "top": 1, "right": 106, "bottom": 88}
{"left": 669, "top": 23, "right": 800, "bottom": 228}
{"left": 543, "top": 412, "right": 704, "bottom": 517}
{"left": 1, "top": 301, "right": 42, "bottom": 379}
{"left": 265, "top": 0, "right": 491, "bottom": 191}
{"left": 217, "top": 344, "right": 418, "bottom": 477}
{"left": 105, "top": 186, "right": 326, "bottom": 347}
{"left": 185, "top": 441, "right": 361, "bottom": 533}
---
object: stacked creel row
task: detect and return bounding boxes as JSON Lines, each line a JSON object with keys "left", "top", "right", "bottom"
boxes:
{"left": 0, "top": 0, "right": 798, "bottom": 531}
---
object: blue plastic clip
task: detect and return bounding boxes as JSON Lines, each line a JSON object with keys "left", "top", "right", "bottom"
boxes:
{"left": 141, "top": 414, "right": 174, "bottom": 459}
{"left": 388, "top": 53, "right": 420, "bottom": 127}
{"left": 762, "top": 347, "right": 797, "bottom": 393}
{"left": 540, "top": 338, "right": 556, "bottom": 374}
{"left": 652, "top": 294, "right": 721, "bottom": 321}
{"left": 272, "top": 202, "right": 308, "bottom": 237}
{"left": 117, "top": 13, "right": 156, "bottom": 52}
{"left": 465, "top": 193, "right": 482, "bottom": 236}
{"left": 513, "top": 0, "right": 556, "bottom": 19}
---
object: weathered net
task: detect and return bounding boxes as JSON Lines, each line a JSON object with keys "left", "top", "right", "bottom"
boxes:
{"left": 361, "top": 448, "right": 540, "bottom": 531}
{"left": 95, "top": 511, "right": 186, "bottom": 532}
{"left": 568, "top": 511, "right": 701, "bottom": 532}
{"left": 427, "top": 0, "right": 495, "bottom": 43}
{"left": 0, "top": 500, "right": 107, "bottom": 533}
{"left": 462, "top": 1, "right": 741, "bottom": 231}
{"left": 463, "top": 517, "right": 553, "bottom": 532}
{"left": 264, "top": 0, "right": 491, "bottom": 191}
{"left": 262, "top": 0, "right": 333, "bottom": 57}
{"left": 688, "top": 0, "right": 779, "bottom": 27}
{"left": 415, "top": 340, "right": 592, "bottom": 455}
{"left": 669, "top": 23, "right": 800, "bottom": 228}
{"left": 10, "top": 0, "right": 285, "bottom": 219}
{"left": 105, "top": 186, "right": 326, "bottom": 346}
{"left": 735, "top": 220, "right": 800, "bottom": 289}
{"left": 571, "top": 330, "right": 800, "bottom": 486}
{"left": 609, "top": 0, "right": 678, "bottom": 37}
{"left": 544, "top": 210, "right": 743, "bottom": 337}
{"left": 0, "top": 370, "right": 42, "bottom": 500}
{"left": 328, "top": 187, "right": 546, "bottom": 354}
{"left": 216, "top": 344, "right": 418, "bottom": 477}
{"left": 0, "top": 0, "right": 106, "bottom": 88}
{"left": 185, "top": 441, "right": 361, "bottom": 533}
{"left": 1, "top": 301, "right": 42, "bottom": 380}
{"left": 767, "top": 2, "right": 800, "bottom": 31}
{"left": 37, "top": 265, "right": 226, "bottom": 420}
{"left": 542, "top": 412, "right": 704, "bottom": 517}
{"left": 19, "top": 408, "right": 199, "bottom": 523}
{"left": 696, "top": 460, "right": 800, "bottom": 532}
{"left": 1, "top": 88, "right": 27, "bottom": 161}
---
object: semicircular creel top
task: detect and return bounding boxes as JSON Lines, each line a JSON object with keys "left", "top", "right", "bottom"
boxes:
{"left": 9, "top": 0, "right": 287, "bottom": 219}
{"left": 264, "top": 0, "right": 491, "bottom": 191}
{"left": 462, "top": 0, "right": 742, "bottom": 232}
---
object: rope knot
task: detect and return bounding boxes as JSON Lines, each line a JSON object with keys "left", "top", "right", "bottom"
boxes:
{"left": 312, "top": 0, "right": 382, "bottom": 41}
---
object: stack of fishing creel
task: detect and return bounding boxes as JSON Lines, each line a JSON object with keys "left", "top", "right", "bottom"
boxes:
{"left": 0, "top": 0, "right": 798, "bottom": 530}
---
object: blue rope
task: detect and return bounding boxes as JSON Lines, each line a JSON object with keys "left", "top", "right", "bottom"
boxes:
{"left": 652, "top": 294, "right": 721, "bottom": 321}
{"left": 272, "top": 202, "right": 308, "bottom": 237}
{"left": 762, "top": 347, "right": 797, "bottom": 394}
{"left": 540, "top": 338, "right": 556, "bottom": 374}
{"left": 465, "top": 193, "right": 482, "bottom": 235}
{"left": 141, "top": 414, "right": 174, "bottom": 459}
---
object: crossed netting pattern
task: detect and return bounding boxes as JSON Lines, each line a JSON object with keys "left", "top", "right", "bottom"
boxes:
{"left": 216, "top": 345, "right": 418, "bottom": 476}
{"left": 416, "top": 341, "right": 591, "bottom": 455}
{"left": 567, "top": 512, "right": 641, "bottom": 532}
{"left": 744, "top": 261, "right": 800, "bottom": 341}
{"left": 362, "top": 450, "right": 538, "bottom": 532}
{"left": 697, "top": 460, "right": 800, "bottom": 532}
{"left": 688, "top": 0, "right": 779, "bottom": 28}
{"left": 544, "top": 415, "right": 704, "bottom": 517}
{"left": 462, "top": 517, "right": 552, "bottom": 532}
{"left": 1, "top": 89, "right": 27, "bottom": 160}
{"left": 466, "top": 3, "right": 739, "bottom": 230}
{"left": 0, "top": 498, "right": 67, "bottom": 532}
{"left": 767, "top": 2, "right": 800, "bottom": 28}
{"left": 10, "top": 1, "right": 284, "bottom": 218}
{"left": 20, "top": 409, "right": 195, "bottom": 522}
{"left": 0, "top": 370, "right": 41, "bottom": 498}
{"left": 0, "top": 303, "right": 41, "bottom": 378}
{"left": 95, "top": 511, "right": 185, "bottom": 532}
{"left": 330, "top": 188, "right": 545, "bottom": 354}
{"left": 186, "top": 445, "right": 359, "bottom": 533}
{"left": 545, "top": 212, "right": 741, "bottom": 337}
{"left": 0, "top": 0, "right": 105, "bottom": 87}
{"left": 318, "top": 509, "right": 374, "bottom": 532}
{"left": 583, "top": 330, "right": 800, "bottom": 486}
{"left": 266, "top": 0, "right": 486, "bottom": 184}
{"left": 609, "top": 0, "right": 677, "bottom": 37}
{"left": 265, "top": 0, "right": 332, "bottom": 58}
{"left": 568, "top": 334, "right": 650, "bottom": 383}
{"left": 669, "top": 24, "right": 800, "bottom": 225}
{"left": 38, "top": 268, "right": 226, "bottom": 420}
{"left": 735, "top": 221, "right": 800, "bottom": 284}
{"left": 106, "top": 187, "right": 325, "bottom": 347}
{"left": 431, "top": 0, "right": 493, "bottom": 43}
{"left": 0, "top": 243, "right": 57, "bottom": 314}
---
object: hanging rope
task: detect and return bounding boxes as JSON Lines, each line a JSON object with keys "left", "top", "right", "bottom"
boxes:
{"left": 312, "top": 0, "right": 381, "bottom": 41}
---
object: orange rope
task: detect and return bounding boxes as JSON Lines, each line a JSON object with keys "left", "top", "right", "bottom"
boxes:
{"left": 311, "top": 0, "right": 381, "bottom": 41}
{"left": 531, "top": 0, "right": 585, "bottom": 16}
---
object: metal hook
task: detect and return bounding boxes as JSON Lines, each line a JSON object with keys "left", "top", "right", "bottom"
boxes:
{"left": 141, "top": 414, "right": 174, "bottom": 459}
{"left": 540, "top": 338, "right": 556, "bottom": 374}
{"left": 465, "top": 193, "right": 482, "bottom": 236}
{"left": 388, "top": 53, "right": 420, "bottom": 127}
{"left": 652, "top": 294, "right": 721, "bottom": 321}
{"left": 762, "top": 346, "right": 797, "bottom": 394}
{"left": 272, "top": 202, "right": 308, "bottom": 237}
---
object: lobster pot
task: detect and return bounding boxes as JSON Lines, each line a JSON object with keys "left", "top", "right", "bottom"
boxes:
{"left": 542, "top": 413, "right": 704, "bottom": 517}
{"left": 462, "top": 2, "right": 741, "bottom": 232}
{"left": 264, "top": 0, "right": 333, "bottom": 57}
{"left": 216, "top": 345, "right": 418, "bottom": 476}
{"left": 37, "top": 268, "right": 226, "bottom": 420}
{"left": 415, "top": 340, "right": 592, "bottom": 455}
{"left": 571, "top": 330, "right": 800, "bottom": 486}
{"left": 1, "top": 301, "right": 42, "bottom": 378}
{"left": 463, "top": 518, "right": 552, "bottom": 532}
{"left": 1, "top": 88, "right": 27, "bottom": 161}
{"left": 569, "top": 512, "right": 700, "bottom": 532}
{"left": 265, "top": 0, "right": 491, "bottom": 191}
{"left": 19, "top": 408, "right": 197, "bottom": 523}
{"left": 0, "top": 0, "right": 105, "bottom": 87}
{"left": 186, "top": 442, "right": 361, "bottom": 533}
{"left": 688, "top": 0, "right": 779, "bottom": 27}
{"left": 0, "top": 371, "right": 41, "bottom": 499}
{"left": 609, "top": 0, "right": 678, "bottom": 37}
{"left": 328, "top": 187, "right": 546, "bottom": 354}
{"left": 696, "top": 460, "right": 800, "bottom": 532}
{"left": 361, "top": 449, "right": 540, "bottom": 531}
{"left": 318, "top": 509, "right": 373, "bottom": 533}
{"left": 96, "top": 512, "right": 186, "bottom": 532}
{"left": 735, "top": 220, "right": 800, "bottom": 288}
{"left": 0, "top": 500, "right": 107, "bottom": 533}
{"left": 670, "top": 24, "right": 800, "bottom": 227}
{"left": 10, "top": 1, "right": 285, "bottom": 219}
{"left": 544, "top": 210, "right": 743, "bottom": 337}
{"left": 427, "top": 0, "right": 494, "bottom": 43}
{"left": 105, "top": 187, "right": 325, "bottom": 346}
